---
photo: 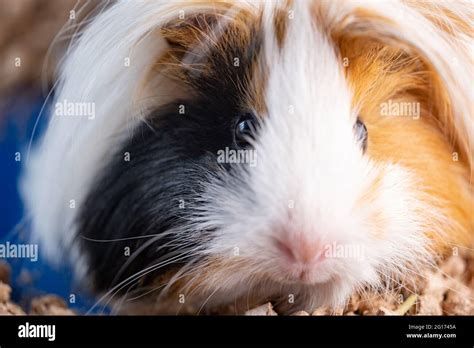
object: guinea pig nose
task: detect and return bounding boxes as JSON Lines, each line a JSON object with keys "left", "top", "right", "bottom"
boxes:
{"left": 274, "top": 237, "right": 326, "bottom": 265}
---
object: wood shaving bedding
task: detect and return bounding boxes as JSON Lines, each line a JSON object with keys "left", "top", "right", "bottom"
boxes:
{"left": 0, "top": 261, "right": 74, "bottom": 315}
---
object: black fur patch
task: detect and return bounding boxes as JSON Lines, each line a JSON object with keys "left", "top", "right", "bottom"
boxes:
{"left": 77, "top": 25, "right": 263, "bottom": 294}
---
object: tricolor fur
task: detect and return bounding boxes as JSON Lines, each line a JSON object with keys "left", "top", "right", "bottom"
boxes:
{"left": 21, "top": 0, "right": 473, "bottom": 313}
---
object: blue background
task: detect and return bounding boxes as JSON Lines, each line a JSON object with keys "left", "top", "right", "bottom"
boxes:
{"left": 0, "top": 93, "right": 100, "bottom": 314}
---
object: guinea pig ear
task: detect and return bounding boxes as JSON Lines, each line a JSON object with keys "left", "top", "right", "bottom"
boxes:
{"left": 326, "top": 1, "right": 473, "bottom": 176}
{"left": 161, "top": 13, "right": 221, "bottom": 50}
{"left": 159, "top": 2, "right": 245, "bottom": 57}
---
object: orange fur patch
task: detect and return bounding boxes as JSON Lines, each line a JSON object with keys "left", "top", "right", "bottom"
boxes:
{"left": 340, "top": 36, "right": 473, "bottom": 252}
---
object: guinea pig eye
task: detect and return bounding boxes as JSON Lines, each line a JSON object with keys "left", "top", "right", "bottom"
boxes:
{"left": 234, "top": 113, "right": 258, "bottom": 148}
{"left": 354, "top": 118, "right": 368, "bottom": 152}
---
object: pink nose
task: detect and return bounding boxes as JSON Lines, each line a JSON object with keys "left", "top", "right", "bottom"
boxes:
{"left": 274, "top": 236, "right": 326, "bottom": 265}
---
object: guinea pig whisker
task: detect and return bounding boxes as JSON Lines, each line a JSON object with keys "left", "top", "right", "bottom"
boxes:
{"left": 110, "top": 277, "right": 138, "bottom": 315}
{"left": 197, "top": 286, "right": 222, "bottom": 315}
{"left": 380, "top": 272, "right": 416, "bottom": 305}
{"left": 124, "top": 277, "right": 173, "bottom": 303}
{"left": 108, "top": 242, "right": 206, "bottom": 308}
{"left": 173, "top": 262, "right": 233, "bottom": 314}
{"left": 165, "top": 257, "right": 219, "bottom": 303}
{"left": 245, "top": 272, "right": 261, "bottom": 313}
{"left": 100, "top": 255, "right": 187, "bottom": 313}
{"left": 107, "top": 252, "right": 202, "bottom": 314}
{"left": 87, "top": 252, "right": 193, "bottom": 315}
{"left": 160, "top": 253, "right": 205, "bottom": 293}
{"left": 116, "top": 240, "right": 199, "bottom": 289}
{"left": 111, "top": 227, "right": 199, "bottom": 286}
{"left": 126, "top": 250, "right": 205, "bottom": 304}
{"left": 183, "top": 259, "right": 271, "bottom": 314}
{"left": 403, "top": 265, "right": 474, "bottom": 301}
{"left": 111, "top": 232, "right": 178, "bottom": 285}
{"left": 80, "top": 233, "right": 166, "bottom": 243}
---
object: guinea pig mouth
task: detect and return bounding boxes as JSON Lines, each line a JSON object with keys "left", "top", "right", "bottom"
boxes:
{"left": 271, "top": 261, "right": 335, "bottom": 286}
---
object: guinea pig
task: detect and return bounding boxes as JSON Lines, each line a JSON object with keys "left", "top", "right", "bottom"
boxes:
{"left": 21, "top": 0, "right": 473, "bottom": 314}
